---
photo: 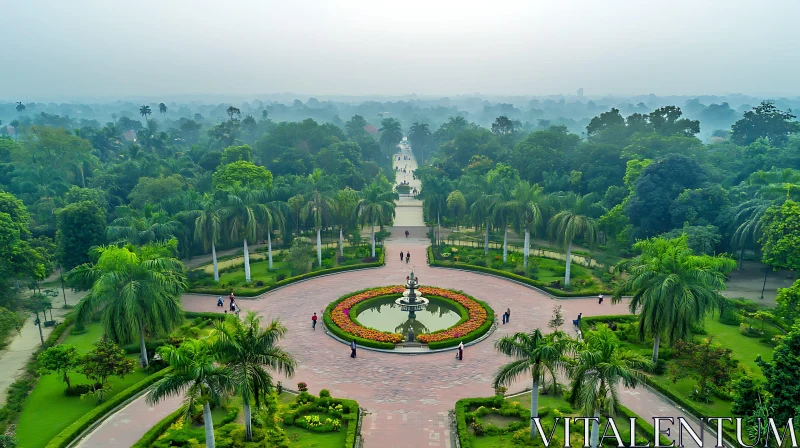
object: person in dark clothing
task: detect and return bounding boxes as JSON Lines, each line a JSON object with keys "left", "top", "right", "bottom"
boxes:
{"left": 598, "top": 294, "right": 604, "bottom": 305}
{"left": 406, "top": 251, "right": 410, "bottom": 263}
{"left": 312, "top": 312, "right": 318, "bottom": 330}
{"left": 400, "top": 252, "right": 404, "bottom": 261}
{"left": 350, "top": 340, "right": 357, "bottom": 358}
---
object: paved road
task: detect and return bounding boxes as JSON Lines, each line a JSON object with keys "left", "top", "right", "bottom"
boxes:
{"left": 74, "top": 149, "right": 717, "bottom": 448}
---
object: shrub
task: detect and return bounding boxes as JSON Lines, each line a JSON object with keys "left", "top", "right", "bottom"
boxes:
{"left": 297, "top": 382, "right": 308, "bottom": 392}
{"left": 319, "top": 389, "right": 331, "bottom": 398}
{"left": 64, "top": 383, "right": 100, "bottom": 397}
{"left": 719, "top": 309, "right": 742, "bottom": 326}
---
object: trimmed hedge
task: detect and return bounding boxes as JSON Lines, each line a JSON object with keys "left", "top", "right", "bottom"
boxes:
{"left": 189, "top": 247, "right": 385, "bottom": 296}
{"left": 427, "top": 294, "right": 495, "bottom": 350}
{"left": 579, "top": 314, "right": 638, "bottom": 333}
{"left": 616, "top": 404, "right": 672, "bottom": 446}
{"left": 284, "top": 391, "right": 360, "bottom": 447}
{"left": 323, "top": 288, "right": 396, "bottom": 349}
{"left": 131, "top": 405, "right": 184, "bottom": 448}
{"left": 45, "top": 367, "right": 173, "bottom": 448}
{"left": 428, "top": 246, "right": 613, "bottom": 298}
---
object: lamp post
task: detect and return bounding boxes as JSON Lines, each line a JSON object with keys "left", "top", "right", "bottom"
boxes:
{"left": 760, "top": 267, "right": 769, "bottom": 300}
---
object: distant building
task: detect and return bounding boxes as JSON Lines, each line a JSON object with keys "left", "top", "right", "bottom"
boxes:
{"left": 122, "top": 130, "right": 136, "bottom": 142}
{"left": 577, "top": 88, "right": 584, "bottom": 98}
{"left": 364, "top": 124, "right": 378, "bottom": 135}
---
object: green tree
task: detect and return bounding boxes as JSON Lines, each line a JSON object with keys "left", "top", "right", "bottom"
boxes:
{"left": 220, "top": 144, "right": 253, "bottom": 165}
{"left": 79, "top": 338, "right": 136, "bottom": 402}
{"left": 187, "top": 194, "right": 226, "bottom": 282}
{"left": 492, "top": 329, "right": 571, "bottom": 438}
{"left": 470, "top": 190, "right": 498, "bottom": 255}
{"left": 213, "top": 312, "right": 296, "bottom": 441}
{"left": 147, "top": 339, "right": 233, "bottom": 448}
{"left": 512, "top": 181, "right": 548, "bottom": 268}
{"left": 37, "top": 344, "right": 80, "bottom": 389}
{"left": 759, "top": 200, "right": 800, "bottom": 271}
{"left": 55, "top": 201, "right": 106, "bottom": 270}
{"left": 408, "top": 122, "right": 431, "bottom": 164}
{"left": 302, "top": 190, "right": 335, "bottom": 267}
{"left": 612, "top": 235, "right": 736, "bottom": 363}
{"left": 755, "top": 324, "right": 800, "bottom": 428}
{"left": 420, "top": 175, "right": 451, "bottom": 246}
{"left": 127, "top": 175, "right": 185, "bottom": 208}
{"left": 106, "top": 207, "right": 180, "bottom": 246}
{"left": 446, "top": 190, "right": 466, "bottom": 230}
{"left": 775, "top": 280, "right": 800, "bottom": 326}
{"left": 262, "top": 200, "right": 286, "bottom": 270}
{"left": 669, "top": 338, "right": 738, "bottom": 401}
{"left": 158, "top": 102, "right": 167, "bottom": 120}
{"left": 731, "top": 101, "right": 799, "bottom": 146}
{"left": 225, "top": 188, "right": 269, "bottom": 282}
{"left": 547, "top": 193, "right": 602, "bottom": 286}
{"left": 378, "top": 118, "right": 403, "bottom": 153}
{"left": 67, "top": 244, "right": 186, "bottom": 367}
{"left": 345, "top": 115, "right": 368, "bottom": 139}
{"left": 139, "top": 105, "right": 152, "bottom": 125}
{"left": 567, "top": 328, "right": 650, "bottom": 448}
{"left": 213, "top": 161, "right": 273, "bottom": 192}
{"left": 357, "top": 182, "right": 397, "bottom": 258}
{"left": 333, "top": 188, "right": 360, "bottom": 257}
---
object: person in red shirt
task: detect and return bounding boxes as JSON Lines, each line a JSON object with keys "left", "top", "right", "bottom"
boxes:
{"left": 312, "top": 312, "right": 318, "bottom": 330}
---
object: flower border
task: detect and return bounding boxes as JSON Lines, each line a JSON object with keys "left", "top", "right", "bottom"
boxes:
{"left": 328, "top": 285, "right": 489, "bottom": 345}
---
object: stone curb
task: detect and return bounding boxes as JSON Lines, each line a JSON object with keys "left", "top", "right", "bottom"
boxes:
{"left": 321, "top": 318, "right": 498, "bottom": 355}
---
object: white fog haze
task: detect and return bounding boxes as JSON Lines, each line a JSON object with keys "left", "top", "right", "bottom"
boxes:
{"left": 2, "top": 0, "right": 800, "bottom": 100}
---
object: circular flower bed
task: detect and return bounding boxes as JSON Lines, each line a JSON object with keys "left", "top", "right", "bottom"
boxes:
{"left": 328, "top": 285, "right": 490, "bottom": 347}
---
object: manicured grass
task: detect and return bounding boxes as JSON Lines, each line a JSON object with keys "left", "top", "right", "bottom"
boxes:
{"left": 16, "top": 324, "right": 148, "bottom": 448}
{"left": 284, "top": 425, "right": 348, "bottom": 447}
{"left": 433, "top": 246, "right": 617, "bottom": 295}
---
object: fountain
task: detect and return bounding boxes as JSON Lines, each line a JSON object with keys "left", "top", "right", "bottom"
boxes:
{"left": 395, "top": 271, "right": 429, "bottom": 319}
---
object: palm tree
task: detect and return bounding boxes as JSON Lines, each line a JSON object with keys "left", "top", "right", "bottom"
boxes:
{"left": 512, "top": 181, "right": 548, "bottom": 268}
{"left": 379, "top": 118, "right": 403, "bottom": 152}
{"left": 146, "top": 339, "right": 233, "bottom": 448}
{"left": 408, "top": 122, "right": 431, "bottom": 164}
{"left": 471, "top": 188, "right": 498, "bottom": 255}
{"left": 213, "top": 312, "right": 296, "bottom": 442}
{"left": 567, "top": 328, "right": 650, "bottom": 448}
{"left": 188, "top": 194, "right": 226, "bottom": 282}
{"left": 493, "top": 329, "right": 571, "bottom": 438}
{"left": 159, "top": 102, "right": 168, "bottom": 120}
{"left": 287, "top": 194, "right": 305, "bottom": 239}
{"left": 106, "top": 207, "right": 181, "bottom": 246}
{"left": 302, "top": 190, "right": 335, "bottom": 267}
{"left": 225, "top": 188, "right": 268, "bottom": 283}
{"left": 357, "top": 182, "right": 397, "bottom": 258}
{"left": 446, "top": 190, "right": 467, "bottom": 230}
{"left": 420, "top": 177, "right": 450, "bottom": 246}
{"left": 139, "top": 105, "right": 152, "bottom": 125}
{"left": 333, "top": 188, "right": 360, "bottom": 257}
{"left": 67, "top": 244, "right": 186, "bottom": 367}
{"left": 492, "top": 189, "right": 516, "bottom": 263}
{"left": 612, "top": 235, "right": 735, "bottom": 363}
{"left": 547, "top": 193, "right": 604, "bottom": 286}
{"left": 262, "top": 201, "right": 286, "bottom": 270}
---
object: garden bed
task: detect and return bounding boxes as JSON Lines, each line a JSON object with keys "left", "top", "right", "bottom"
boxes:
{"left": 323, "top": 286, "right": 494, "bottom": 350}
{"left": 428, "top": 246, "right": 617, "bottom": 297}
{"left": 188, "top": 246, "right": 385, "bottom": 296}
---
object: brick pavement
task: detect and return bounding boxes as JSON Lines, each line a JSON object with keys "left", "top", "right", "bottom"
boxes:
{"left": 75, "top": 238, "right": 715, "bottom": 447}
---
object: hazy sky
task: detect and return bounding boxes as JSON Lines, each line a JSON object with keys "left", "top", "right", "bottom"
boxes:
{"left": 2, "top": 0, "right": 800, "bottom": 100}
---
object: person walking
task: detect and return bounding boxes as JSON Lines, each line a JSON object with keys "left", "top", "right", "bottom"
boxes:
{"left": 506, "top": 308, "right": 511, "bottom": 323}
{"left": 501, "top": 310, "right": 506, "bottom": 324}
{"left": 405, "top": 230, "right": 409, "bottom": 238}
{"left": 350, "top": 340, "right": 357, "bottom": 358}
{"left": 312, "top": 312, "right": 318, "bottom": 330}
{"left": 598, "top": 294, "right": 604, "bottom": 305}
{"left": 400, "top": 251, "right": 404, "bottom": 262}
{"left": 406, "top": 251, "right": 410, "bottom": 263}
{"left": 229, "top": 290, "right": 236, "bottom": 311}
{"left": 458, "top": 341, "right": 464, "bottom": 361}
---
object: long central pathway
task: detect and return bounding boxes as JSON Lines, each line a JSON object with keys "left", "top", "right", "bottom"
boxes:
{"left": 76, "top": 148, "right": 714, "bottom": 447}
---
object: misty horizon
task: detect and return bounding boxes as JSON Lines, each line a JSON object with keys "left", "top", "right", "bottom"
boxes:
{"left": 2, "top": 0, "right": 800, "bottom": 100}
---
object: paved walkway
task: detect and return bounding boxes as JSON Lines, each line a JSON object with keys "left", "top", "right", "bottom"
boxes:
{"left": 0, "top": 288, "right": 84, "bottom": 406}
{"left": 74, "top": 148, "right": 717, "bottom": 448}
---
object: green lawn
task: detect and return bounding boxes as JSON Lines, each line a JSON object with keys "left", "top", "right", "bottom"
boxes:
{"left": 433, "top": 246, "right": 617, "bottom": 295}
{"left": 284, "top": 425, "right": 347, "bottom": 448}
{"left": 590, "top": 314, "right": 776, "bottom": 419}
{"left": 15, "top": 324, "right": 149, "bottom": 448}
{"left": 189, "top": 246, "right": 383, "bottom": 295}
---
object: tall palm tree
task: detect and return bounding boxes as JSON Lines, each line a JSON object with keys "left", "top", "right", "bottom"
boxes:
{"left": 493, "top": 329, "right": 571, "bottom": 438}
{"left": 287, "top": 194, "right": 305, "bottom": 239}
{"left": 470, "top": 180, "right": 498, "bottom": 255}
{"left": 420, "top": 177, "right": 450, "bottom": 246}
{"left": 302, "top": 190, "right": 335, "bottom": 267}
{"left": 408, "top": 122, "right": 431, "bottom": 164}
{"left": 491, "top": 187, "right": 516, "bottom": 263}
{"left": 333, "top": 188, "right": 360, "bottom": 257}
{"left": 547, "top": 192, "right": 604, "bottom": 286}
{"left": 357, "top": 182, "right": 397, "bottom": 258}
{"left": 67, "top": 244, "right": 186, "bottom": 367}
{"left": 225, "top": 188, "right": 269, "bottom": 283}
{"left": 567, "top": 328, "right": 650, "bottom": 448}
{"left": 379, "top": 118, "right": 403, "bottom": 152}
{"left": 147, "top": 339, "right": 233, "bottom": 448}
{"left": 106, "top": 206, "right": 181, "bottom": 247}
{"left": 16, "top": 101, "right": 26, "bottom": 114}
{"left": 159, "top": 102, "right": 168, "bottom": 120}
{"left": 262, "top": 201, "right": 286, "bottom": 270}
{"left": 187, "top": 194, "right": 226, "bottom": 282}
{"left": 212, "top": 312, "right": 296, "bottom": 442}
{"left": 612, "top": 235, "right": 735, "bottom": 363}
{"left": 139, "top": 105, "right": 152, "bottom": 125}
{"left": 512, "top": 181, "right": 549, "bottom": 268}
